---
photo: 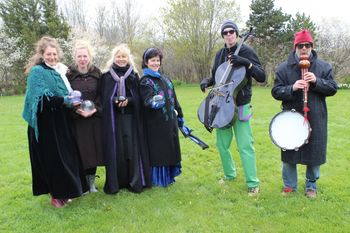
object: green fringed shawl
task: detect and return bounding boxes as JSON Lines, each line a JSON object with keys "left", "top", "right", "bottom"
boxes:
{"left": 22, "top": 65, "right": 69, "bottom": 141}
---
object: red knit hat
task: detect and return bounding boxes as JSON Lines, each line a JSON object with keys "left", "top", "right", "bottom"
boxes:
{"left": 294, "top": 29, "right": 314, "bottom": 49}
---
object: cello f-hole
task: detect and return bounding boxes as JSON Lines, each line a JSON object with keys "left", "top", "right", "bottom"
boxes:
{"left": 225, "top": 91, "right": 231, "bottom": 103}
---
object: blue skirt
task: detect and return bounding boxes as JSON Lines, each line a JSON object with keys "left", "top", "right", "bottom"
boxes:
{"left": 151, "top": 163, "right": 181, "bottom": 187}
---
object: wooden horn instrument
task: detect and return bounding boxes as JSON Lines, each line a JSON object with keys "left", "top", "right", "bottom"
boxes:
{"left": 298, "top": 54, "right": 311, "bottom": 121}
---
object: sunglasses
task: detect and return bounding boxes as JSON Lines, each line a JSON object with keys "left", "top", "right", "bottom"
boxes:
{"left": 222, "top": 30, "right": 235, "bottom": 36}
{"left": 296, "top": 43, "right": 312, "bottom": 49}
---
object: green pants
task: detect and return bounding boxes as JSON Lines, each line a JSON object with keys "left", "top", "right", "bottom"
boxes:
{"left": 216, "top": 104, "right": 259, "bottom": 188}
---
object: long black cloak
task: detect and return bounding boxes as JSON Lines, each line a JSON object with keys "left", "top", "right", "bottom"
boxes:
{"left": 101, "top": 67, "right": 151, "bottom": 194}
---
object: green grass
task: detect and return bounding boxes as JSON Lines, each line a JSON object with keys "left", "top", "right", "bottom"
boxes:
{"left": 0, "top": 86, "right": 349, "bottom": 233}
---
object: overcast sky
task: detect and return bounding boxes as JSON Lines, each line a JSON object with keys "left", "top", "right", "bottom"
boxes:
{"left": 238, "top": 0, "right": 350, "bottom": 25}
{"left": 57, "top": 0, "right": 350, "bottom": 26}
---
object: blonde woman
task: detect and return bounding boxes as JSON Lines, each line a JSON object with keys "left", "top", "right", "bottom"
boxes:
{"left": 66, "top": 40, "right": 104, "bottom": 193}
{"left": 101, "top": 44, "right": 151, "bottom": 194}
{"left": 22, "top": 36, "right": 88, "bottom": 208}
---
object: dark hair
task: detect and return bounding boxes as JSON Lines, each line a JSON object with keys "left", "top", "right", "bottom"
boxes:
{"left": 141, "top": 47, "right": 163, "bottom": 69}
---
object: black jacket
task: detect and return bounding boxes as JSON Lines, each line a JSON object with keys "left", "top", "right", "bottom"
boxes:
{"left": 139, "top": 74, "right": 183, "bottom": 166}
{"left": 209, "top": 44, "right": 266, "bottom": 106}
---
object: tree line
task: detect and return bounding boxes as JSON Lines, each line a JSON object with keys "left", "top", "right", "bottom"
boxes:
{"left": 0, "top": 0, "right": 349, "bottom": 95}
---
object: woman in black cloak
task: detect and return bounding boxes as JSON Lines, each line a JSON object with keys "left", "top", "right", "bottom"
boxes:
{"left": 101, "top": 44, "right": 151, "bottom": 194}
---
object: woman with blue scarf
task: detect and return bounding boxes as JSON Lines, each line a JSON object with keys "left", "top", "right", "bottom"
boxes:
{"left": 140, "top": 47, "right": 184, "bottom": 187}
{"left": 22, "top": 36, "right": 88, "bottom": 208}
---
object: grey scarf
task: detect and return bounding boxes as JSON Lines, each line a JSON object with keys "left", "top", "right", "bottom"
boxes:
{"left": 109, "top": 65, "right": 133, "bottom": 97}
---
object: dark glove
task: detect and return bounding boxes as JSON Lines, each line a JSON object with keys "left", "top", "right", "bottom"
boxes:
{"left": 200, "top": 78, "right": 210, "bottom": 92}
{"left": 228, "top": 53, "right": 252, "bottom": 69}
{"left": 180, "top": 125, "right": 191, "bottom": 137}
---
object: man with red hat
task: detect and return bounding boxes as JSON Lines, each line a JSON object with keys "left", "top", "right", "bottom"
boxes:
{"left": 272, "top": 29, "right": 338, "bottom": 198}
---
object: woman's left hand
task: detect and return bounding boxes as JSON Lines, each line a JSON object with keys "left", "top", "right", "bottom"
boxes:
{"left": 76, "top": 108, "right": 96, "bottom": 118}
{"left": 117, "top": 98, "right": 128, "bottom": 108}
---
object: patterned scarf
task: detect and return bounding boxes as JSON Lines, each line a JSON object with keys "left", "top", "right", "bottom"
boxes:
{"left": 22, "top": 64, "right": 69, "bottom": 141}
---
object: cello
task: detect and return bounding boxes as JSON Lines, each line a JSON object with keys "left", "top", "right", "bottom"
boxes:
{"left": 197, "top": 28, "right": 253, "bottom": 131}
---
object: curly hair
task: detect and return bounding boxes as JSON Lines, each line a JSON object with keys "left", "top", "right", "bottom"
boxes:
{"left": 24, "top": 36, "right": 63, "bottom": 75}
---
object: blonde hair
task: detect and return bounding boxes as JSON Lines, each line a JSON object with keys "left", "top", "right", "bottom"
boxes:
{"left": 72, "top": 39, "right": 94, "bottom": 70}
{"left": 103, "top": 43, "right": 138, "bottom": 73}
{"left": 24, "top": 36, "right": 63, "bottom": 75}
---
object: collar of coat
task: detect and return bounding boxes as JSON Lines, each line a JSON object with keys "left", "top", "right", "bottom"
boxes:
{"left": 66, "top": 65, "right": 102, "bottom": 81}
{"left": 288, "top": 50, "right": 317, "bottom": 66}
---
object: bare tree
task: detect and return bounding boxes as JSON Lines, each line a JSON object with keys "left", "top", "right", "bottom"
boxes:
{"left": 162, "top": 0, "right": 241, "bottom": 81}
{"left": 103, "top": 1, "right": 120, "bottom": 44}
{"left": 62, "top": 0, "right": 88, "bottom": 31}
{"left": 94, "top": 5, "right": 108, "bottom": 38}
{"left": 91, "top": 0, "right": 141, "bottom": 47}
{"left": 317, "top": 18, "right": 350, "bottom": 80}
{"left": 116, "top": 0, "right": 140, "bottom": 47}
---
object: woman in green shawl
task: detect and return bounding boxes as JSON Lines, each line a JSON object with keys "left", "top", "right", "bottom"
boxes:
{"left": 22, "top": 36, "right": 88, "bottom": 208}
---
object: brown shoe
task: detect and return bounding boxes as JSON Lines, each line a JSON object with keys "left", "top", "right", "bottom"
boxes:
{"left": 305, "top": 189, "right": 316, "bottom": 198}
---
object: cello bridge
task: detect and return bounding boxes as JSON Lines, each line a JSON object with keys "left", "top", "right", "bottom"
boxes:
{"left": 212, "top": 90, "right": 225, "bottom": 97}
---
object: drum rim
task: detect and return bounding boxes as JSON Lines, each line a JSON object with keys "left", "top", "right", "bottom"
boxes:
{"left": 269, "top": 109, "right": 311, "bottom": 151}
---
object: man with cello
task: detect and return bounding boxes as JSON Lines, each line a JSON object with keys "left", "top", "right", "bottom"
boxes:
{"left": 272, "top": 29, "right": 337, "bottom": 198}
{"left": 200, "top": 19, "right": 266, "bottom": 196}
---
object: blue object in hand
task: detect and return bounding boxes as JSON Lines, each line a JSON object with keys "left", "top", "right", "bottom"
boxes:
{"left": 150, "top": 95, "right": 165, "bottom": 109}
{"left": 71, "top": 90, "right": 82, "bottom": 104}
{"left": 63, "top": 96, "right": 74, "bottom": 108}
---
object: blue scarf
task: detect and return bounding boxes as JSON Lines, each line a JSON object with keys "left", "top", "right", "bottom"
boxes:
{"left": 143, "top": 68, "right": 161, "bottom": 78}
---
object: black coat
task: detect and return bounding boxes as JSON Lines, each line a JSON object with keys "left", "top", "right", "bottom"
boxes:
{"left": 66, "top": 65, "right": 104, "bottom": 169}
{"left": 209, "top": 44, "right": 266, "bottom": 106}
{"left": 101, "top": 66, "right": 151, "bottom": 194}
{"left": 28, "top": 95, "right": 89, "bottom": 199}
{"left": 25, "top": 64, "right": 88, "bottom": 199}
{"left": 139, "top": 74, "right": 183, "bottom": 166}
{"left": 272, "top": 50, "right": 337, "bottom": 165}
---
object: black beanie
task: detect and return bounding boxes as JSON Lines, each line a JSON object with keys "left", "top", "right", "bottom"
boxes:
{"left": 221, "top": 19, "right": 239, "bottom": 37}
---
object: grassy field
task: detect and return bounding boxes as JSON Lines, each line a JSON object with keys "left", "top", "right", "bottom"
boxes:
{"left": 0, "top": 86, "right": 349, "bottom": 233}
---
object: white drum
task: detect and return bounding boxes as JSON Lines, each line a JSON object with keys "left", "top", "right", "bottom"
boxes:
{"left": 269, "top": 110, "right": 311, "bottom": 151}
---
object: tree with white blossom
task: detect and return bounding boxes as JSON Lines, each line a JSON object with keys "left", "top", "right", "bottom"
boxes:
{"left": 0, "top": 30, "right": 27, "bottom": 94}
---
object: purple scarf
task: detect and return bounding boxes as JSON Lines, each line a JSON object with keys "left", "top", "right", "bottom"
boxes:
{"left": 109, "top": 65, "right": 133, "bottom": 97}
